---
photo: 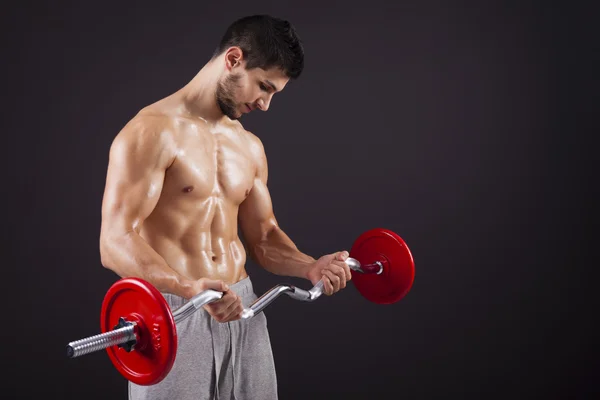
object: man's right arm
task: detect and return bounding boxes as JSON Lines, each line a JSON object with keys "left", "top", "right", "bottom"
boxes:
{"left": 99, "top": 116, "right": 197, "bottom": 299}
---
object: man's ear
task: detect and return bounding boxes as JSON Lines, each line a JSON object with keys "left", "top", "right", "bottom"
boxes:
{"left": 224, "top": 46, "right": 244, "bottom": 71}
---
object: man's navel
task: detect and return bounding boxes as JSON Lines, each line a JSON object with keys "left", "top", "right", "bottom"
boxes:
{"left": 182, "top": 185, "right": 194, "bottom": 193}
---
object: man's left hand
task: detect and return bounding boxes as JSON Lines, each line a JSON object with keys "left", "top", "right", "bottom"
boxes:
{"left": 306, "top": 251, "right": 352, "bottom": 295}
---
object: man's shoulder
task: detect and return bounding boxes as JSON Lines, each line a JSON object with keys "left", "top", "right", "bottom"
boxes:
{"left": 230, "top": 121, "right": 264, "bottom": 154}
{"left": 119, "top": 107, "right": 179, "bottom": 136}
{"left": 243, "top": 130, "right": 267, "bottom": 164}
{"left": 111, "top": 108, "right": 177, "bottom": 152}
{"left": 124, "top": 107, "right": 175, "bottom": 132}
{"left": 228, "top": 122, "right": 267, "bottom": 173}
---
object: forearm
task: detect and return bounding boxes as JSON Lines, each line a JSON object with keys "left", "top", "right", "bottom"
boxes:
{"left": 250, "top": 225, "right": 316, "bottom": 279}
{"left": 100, "top": 231, "right": 195, "bottom": 299}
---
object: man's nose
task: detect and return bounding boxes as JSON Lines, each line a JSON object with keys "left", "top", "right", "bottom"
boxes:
{"left": 257, "top": 96, "right": 272, "bottom": 111}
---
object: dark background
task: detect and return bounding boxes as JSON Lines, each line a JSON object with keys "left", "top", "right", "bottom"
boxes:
{"left": 3, "top": 1, "right": 595, "bottom": 399}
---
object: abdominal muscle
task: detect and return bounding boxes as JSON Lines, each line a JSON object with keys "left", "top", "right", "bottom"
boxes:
{"left": 139, "top": 194, "right": 249, "bottom": 285}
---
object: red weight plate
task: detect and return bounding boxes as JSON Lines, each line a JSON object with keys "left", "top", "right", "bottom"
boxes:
{"left": 350, "top": 228, "right": 415, "bottom": 304}
{"left": 100, "top": 278, "right": 177, "bottom": 385}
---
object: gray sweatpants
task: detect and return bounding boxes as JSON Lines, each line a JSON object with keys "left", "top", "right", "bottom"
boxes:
{"left": 129, "top": 276, "right": 278, "bottom": 400}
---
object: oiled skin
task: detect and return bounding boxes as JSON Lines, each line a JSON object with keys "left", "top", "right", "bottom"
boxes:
{"left": 99, "top": 49, "right": 352, "bottom": 323}
{"left": 139, "top": 115, "right": 251, "bottom": 284}
{"left": 99, "top": 106, "right": 270, "bottom": 298}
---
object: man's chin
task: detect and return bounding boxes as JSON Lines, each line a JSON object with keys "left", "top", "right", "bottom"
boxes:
{"left": 216, "top": 101, "right": 239, "bottom": 120}
{"left": 230, "top": 109, "right": 244, "bottom": 120}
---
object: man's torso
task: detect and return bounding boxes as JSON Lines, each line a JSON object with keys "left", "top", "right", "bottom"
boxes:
{"left": 134, "top": 104, "right": 259, "bottom": 284}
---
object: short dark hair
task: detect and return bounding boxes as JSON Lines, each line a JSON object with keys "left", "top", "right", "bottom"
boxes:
{"left": 213, "top": 15, "right": 304, "bottom": 79}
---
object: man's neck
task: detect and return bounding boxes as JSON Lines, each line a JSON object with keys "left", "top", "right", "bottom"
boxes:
{"left": 175, "top": 60, "right": 227, "bottom": 122}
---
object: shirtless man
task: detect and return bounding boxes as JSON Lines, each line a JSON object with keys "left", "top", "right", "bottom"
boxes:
{"left": 99, "top": 15, "right": 352, "bottom": 400}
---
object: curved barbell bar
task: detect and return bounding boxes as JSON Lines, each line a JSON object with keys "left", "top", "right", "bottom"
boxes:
{"left": 67, "top": 257, "right": 382, "bottom": 358}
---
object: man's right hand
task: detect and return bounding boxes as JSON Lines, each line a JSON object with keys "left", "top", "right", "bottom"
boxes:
{"left": 192, "top": 279, "right": 244, "bottom": 323}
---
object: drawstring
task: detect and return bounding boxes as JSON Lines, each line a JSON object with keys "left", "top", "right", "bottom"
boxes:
{"left": 211, "top": 318, "right": 221, "bottom": 399}
{"left": 229, "top": 321, "right": 238, "bottom": 400}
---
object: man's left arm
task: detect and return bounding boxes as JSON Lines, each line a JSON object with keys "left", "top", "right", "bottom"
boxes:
{"left": 238, "top": 137, "right": 351, "bottom": 295}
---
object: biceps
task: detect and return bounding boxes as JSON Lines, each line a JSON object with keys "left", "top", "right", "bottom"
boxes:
{"left": 101, "top": 148, "right": 166, "bottom": 237}
{"left": 238, "top": 178, "right": 277, "bottom": 244}
{"left": 102, "top": 172, "right": 164, "bottom": 233}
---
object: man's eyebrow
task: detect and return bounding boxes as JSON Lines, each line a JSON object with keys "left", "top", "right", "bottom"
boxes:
{"left": 265, "top": 80, "right": 278, "bottom": 92}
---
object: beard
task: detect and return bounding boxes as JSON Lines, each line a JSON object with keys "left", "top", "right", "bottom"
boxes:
{"left": 216, "top": 73, "right": 242, "bottom": 120}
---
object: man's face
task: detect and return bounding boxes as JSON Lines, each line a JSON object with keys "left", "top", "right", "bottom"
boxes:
{"left": 216, "top": 62, "right": 290, "bottom": 120}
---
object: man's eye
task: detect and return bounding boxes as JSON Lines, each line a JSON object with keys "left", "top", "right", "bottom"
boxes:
{"left": 259, "top": 83, "right": 268, "bottom": 91}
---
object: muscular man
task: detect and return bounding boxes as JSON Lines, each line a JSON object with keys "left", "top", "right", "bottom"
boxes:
{"left": 99, "top": 14, "right": 351, "bottom": 400}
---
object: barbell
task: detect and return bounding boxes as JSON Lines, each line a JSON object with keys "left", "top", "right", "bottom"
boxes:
{"left": 66, "top": 228, "right": 415, "bottom": 385}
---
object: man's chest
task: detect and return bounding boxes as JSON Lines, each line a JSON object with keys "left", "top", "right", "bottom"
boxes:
{"left": 163, "top": 129, "right": 256, "bottom": 204}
